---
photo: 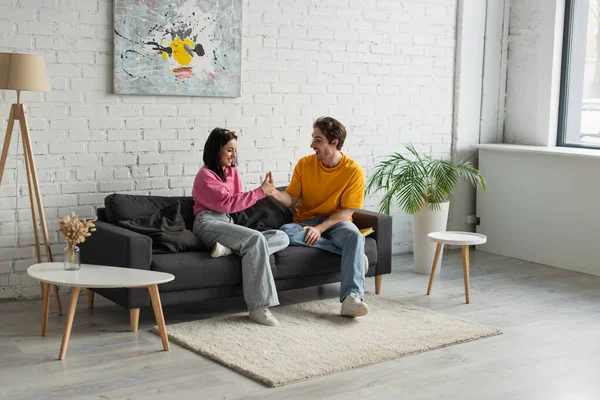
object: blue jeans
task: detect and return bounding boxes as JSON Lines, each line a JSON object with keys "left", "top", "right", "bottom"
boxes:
{"left": 280, "top": 217, "right": 365, "bottom": 302}
{"left": 193, "top": 210, "right": 289, "bottom": 311}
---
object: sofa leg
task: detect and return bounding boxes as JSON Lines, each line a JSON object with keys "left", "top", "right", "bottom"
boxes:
{"left": 374, "top": 275, "right": 383, "bottom": 294}
{"left": 130, "top": 308, "right": 140, "bottom": 332}
{"left": 86, "top": 289, "right": 94, "bottom": 309}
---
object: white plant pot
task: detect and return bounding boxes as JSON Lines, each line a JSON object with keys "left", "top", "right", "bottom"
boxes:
{"left": 412, "top": 201, "right": 450, "bottom": 275}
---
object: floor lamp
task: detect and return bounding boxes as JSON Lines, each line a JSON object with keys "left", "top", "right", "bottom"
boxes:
{"left": 0, "top": 53, "right": 62, "bottom": 320}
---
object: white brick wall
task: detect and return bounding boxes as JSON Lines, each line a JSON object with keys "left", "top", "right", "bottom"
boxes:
{"left": 0, "top": 0, "right": 457, "bottom": 299}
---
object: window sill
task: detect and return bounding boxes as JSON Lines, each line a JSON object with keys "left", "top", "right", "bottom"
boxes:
{"left": 474, "top": 144, "right": 600, "bottom": 160}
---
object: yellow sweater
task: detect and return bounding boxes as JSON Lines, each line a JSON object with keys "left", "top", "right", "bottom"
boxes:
{"left": 286, "top": 154, "right": 364, "bottom": 222}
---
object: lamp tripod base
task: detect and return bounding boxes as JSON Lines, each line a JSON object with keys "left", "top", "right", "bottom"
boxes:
{"left": 0, "top": 103, "right": 62, "bottom": 317}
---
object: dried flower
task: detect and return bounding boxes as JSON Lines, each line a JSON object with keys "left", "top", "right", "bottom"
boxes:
{"left": 58, "top": 212, "right": 97, "bottom": 248}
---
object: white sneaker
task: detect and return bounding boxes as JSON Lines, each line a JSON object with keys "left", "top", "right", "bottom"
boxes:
{"left": 249, "top": 307, "right": 279, "bottom": 326}
{"left": 211, "top": 242, "right": 232, "bottom": 258}
{"left": 363, "top": 253, "right": 369, "bottom": 276}
{"left": 341, "top": 293, "right": 369, "bottom": 318}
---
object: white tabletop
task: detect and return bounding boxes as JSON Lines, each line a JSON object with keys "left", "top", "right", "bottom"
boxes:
{"left": 428, "top": 231, "right": 487, "bottom": 246}
{"left": 27, "top": 262, "right": 174, "bottom": 288}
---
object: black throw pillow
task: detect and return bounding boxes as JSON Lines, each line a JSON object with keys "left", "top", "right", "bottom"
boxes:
{"left": 231, "top": 196, "right": 293, "bottom": 231}
{"left": 118, "top": 202, "right": 200, "bottom": 254}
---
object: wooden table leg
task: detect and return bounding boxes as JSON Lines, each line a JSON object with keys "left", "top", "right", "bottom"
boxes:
{"left": 427, "top": 243, "right": 443, "bottom": 295}
{"left": 59, "top": 287, "right": 81, "bottom": 360}
{"left": 53, "top": 284, "right": 62, "bottom": 316}
{"left": 148, "top": 285, "right": 169, "bottom": 351}
{"left": 462, "top": 245, "right": 471, "bottom": 304}
{"left": 41, "top": 282, "right": 51, "bottom": 336}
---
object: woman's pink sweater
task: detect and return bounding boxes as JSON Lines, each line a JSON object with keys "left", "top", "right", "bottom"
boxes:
{"left": 192, "top": 166, "right": 265, "bottom": 215}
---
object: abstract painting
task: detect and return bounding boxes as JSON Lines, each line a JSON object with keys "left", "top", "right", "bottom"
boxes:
{"left": 114, "top": 0, "right": 242, "bottom": 97}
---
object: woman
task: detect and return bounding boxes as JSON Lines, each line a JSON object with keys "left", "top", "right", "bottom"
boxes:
{"left": 192, "top": 128, "right": 289, "bottom": 326}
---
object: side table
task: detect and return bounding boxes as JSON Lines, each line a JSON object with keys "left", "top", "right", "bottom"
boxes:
{"left": 425, "top": 231, "right": 487, "bottom": 303}
{"left": 27, "top": 262, "right": 174, "bottom": 360}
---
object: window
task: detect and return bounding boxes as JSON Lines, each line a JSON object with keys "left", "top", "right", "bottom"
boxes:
{"left": 558, "top": 0, "right": 600, "bottom": 148}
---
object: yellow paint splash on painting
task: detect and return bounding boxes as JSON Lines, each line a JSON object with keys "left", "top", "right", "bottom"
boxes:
{"left": 169, "top": 36, "right": 195, "bottom": 66}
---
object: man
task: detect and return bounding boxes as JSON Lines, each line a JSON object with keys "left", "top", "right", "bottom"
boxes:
{"left": 270, "top": 116, "right": 369, "bottom": 317}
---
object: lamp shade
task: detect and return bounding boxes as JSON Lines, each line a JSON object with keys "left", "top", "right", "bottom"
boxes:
{"left": 0, "top": 52, "right": 50, "bottom": 92}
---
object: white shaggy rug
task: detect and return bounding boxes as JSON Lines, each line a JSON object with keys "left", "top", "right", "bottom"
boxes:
{"left": 154, "top": 294, "right": 501, "bottom": 387}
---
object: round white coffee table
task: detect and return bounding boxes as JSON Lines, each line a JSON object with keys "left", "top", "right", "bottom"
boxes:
{"left": 425, "top": 231, "right": 487, "bottom": 304}
{"left": 27, "top": 262, "right": 174, "bottom": 360}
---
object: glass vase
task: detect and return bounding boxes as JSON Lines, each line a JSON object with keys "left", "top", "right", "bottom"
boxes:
{"left": 64, "top": 244, "right": 80, "bottom": 271}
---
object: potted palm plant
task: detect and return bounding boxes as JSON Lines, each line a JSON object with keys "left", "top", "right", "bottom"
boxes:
{"left": 366, "top": 144, "right": 486, "bottom": 274}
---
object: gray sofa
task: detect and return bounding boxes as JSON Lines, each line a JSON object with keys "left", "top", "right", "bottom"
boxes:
{"left": 80, "top": 193, "right": 392, "bottom": 328}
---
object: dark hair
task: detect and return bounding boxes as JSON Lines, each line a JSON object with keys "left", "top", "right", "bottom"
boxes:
{"left": 313, "top": 116, "right": 346, "bottom": 150}
{"left": 203, "top": 128, "right": 238, "bottom": 182}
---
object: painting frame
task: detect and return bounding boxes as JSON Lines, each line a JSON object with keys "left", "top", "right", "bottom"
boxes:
{"left": 113, "top": 0, "right": 242, "bottom": 97}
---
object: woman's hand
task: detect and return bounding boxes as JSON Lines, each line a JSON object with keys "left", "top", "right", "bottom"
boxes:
{"left": 261, "top": 172, "right": 276, "bottom": 196}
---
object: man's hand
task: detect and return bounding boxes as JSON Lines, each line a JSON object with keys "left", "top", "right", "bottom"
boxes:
{"left": 261, "top": 172, "right": 275, "bottom": 196}
{"left": 302, "top": 225, "right": 323, "bottom": 245}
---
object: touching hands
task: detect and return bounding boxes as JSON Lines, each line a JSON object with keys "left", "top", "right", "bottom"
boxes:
{"left": 261, "top": 172, "right": 276, "bottom": 196}
{"left": 302, "top": 225, "right": 323, "bottom": 245}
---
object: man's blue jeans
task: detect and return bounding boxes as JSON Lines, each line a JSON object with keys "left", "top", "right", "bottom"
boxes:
{"left": 280, "top": 217, "right": 365, "bottom": 302}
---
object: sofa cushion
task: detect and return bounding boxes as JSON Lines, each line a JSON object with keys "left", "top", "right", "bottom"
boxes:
{"left": 152, "top": 251, "right": 277, "bottom": 292}
{"left": 273, "top": 237, "right": 378, "bottom": 279}
{"left": 231, "top": 196, "right": 293, "bottom": 231}
{"left": 104, "top": 194, "right": 195, "bottom": 230}
{"left": 118, "top": 202, "right": 200, "bottom": 254}
{"left": 273, "top": 247, "right": 341, "bottom": 278}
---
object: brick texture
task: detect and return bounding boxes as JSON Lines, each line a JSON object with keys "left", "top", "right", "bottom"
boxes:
{"left": 0, "top": 0, "right": 456, "bottom": 298}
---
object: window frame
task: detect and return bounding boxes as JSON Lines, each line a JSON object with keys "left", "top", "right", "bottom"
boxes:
{"left": 557, "top": 0, "right": 600, "bottom": 149}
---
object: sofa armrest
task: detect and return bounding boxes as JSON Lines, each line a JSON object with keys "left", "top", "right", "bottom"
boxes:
{"left": 353, "top": 209, "right": 393, "bottom": 275}
{"left": 79, "top": 220, "right": 152, "bottom": 271}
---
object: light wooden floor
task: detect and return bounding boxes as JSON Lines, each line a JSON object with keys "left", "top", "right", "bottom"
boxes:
{"left": 1, "top": 250, "right": 599, "bottom": 400}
